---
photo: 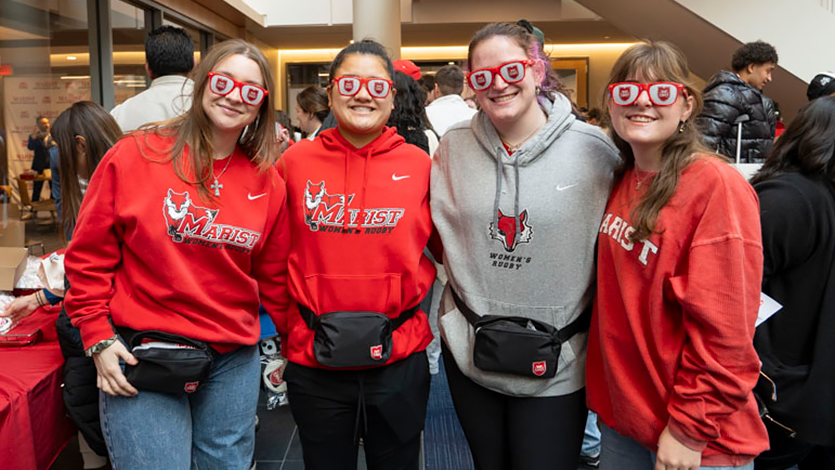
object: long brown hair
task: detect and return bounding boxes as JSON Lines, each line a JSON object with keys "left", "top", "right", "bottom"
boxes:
{"left": 146, "top": 39, "right": 277, "bottom": 201}
{"left": 604, "top": 41, "right": 712, "bottom": 241}
{"left": 51, "top": 101, "right": 122, "bottom": 238}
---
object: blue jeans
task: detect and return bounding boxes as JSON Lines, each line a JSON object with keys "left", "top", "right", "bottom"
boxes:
{"left": 100, "top": 345, "right": 260, "bottom": 470}
{"left": 599, "top": 422, "right": 753, "bottom": 470}
{"left": 582, "top": 411, "right": 601, "bottom": 457}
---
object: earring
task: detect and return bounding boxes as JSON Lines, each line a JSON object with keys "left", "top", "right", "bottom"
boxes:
{"left": 535, "top": 86, "right": 541, "bottom": 95}
{"left": 678, "top": 120, "right": 686, "bottom": 133}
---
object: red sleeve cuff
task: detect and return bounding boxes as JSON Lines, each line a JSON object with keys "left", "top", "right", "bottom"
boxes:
{"left": 667, "top": 418, "right": 708, "bottom": 452}
{"left": 79, "top": 316, "right": 117, "bottom": 351}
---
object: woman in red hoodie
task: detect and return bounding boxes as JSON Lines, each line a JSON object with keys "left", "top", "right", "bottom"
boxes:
{"left": 586, "top": 42, "right": 768, "bottom": 469}
{"left": 277, "top": 40, "right": 435, "bottom": 470}
{"left": 64, "top": 40, "right": 290, "bottom": 469}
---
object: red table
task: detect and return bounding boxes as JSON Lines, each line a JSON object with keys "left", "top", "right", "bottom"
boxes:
{"left": 0, "top": 305, "right": 75, "bottom": 470}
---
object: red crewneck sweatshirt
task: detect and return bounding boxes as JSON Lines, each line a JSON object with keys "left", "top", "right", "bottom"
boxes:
{"left": 277, "top": 127, "right": 435, "bottom": 369}
{"left": 65, "top": 132, "right": 291, "bottom": 353}
{"left": 587, "top": 156, "right": 769, "bottom": 466}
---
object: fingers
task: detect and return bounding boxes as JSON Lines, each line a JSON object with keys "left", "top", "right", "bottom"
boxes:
{"left": 93, "top": 341, "right": 139, "bottom": 397}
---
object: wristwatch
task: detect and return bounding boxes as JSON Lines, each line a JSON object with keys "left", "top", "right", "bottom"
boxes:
{"left": 85, "top": 335, "right": 119, "bottom": 357}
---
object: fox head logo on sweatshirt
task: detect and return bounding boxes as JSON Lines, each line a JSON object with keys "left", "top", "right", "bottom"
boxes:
{"left": 163, "top": 189, "right": 260, "bottom": 249}
{"left": 489, "top": 209, "right": 533, "bottom": 252}
{"left": 303, "top": 180, "right": 405, "bottom": 234}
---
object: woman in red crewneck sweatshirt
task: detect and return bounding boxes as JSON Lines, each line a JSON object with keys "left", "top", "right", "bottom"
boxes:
{"left": 586, "top": 41, "right": 768, "bottom": 470}
{"left": 64, "top": 39, "right": 291, "bottom": 469}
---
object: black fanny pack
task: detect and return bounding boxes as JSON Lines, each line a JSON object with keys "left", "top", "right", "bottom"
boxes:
{"left": 298, "top": 304, "right": 418, "bottom": 368}
{"left": 119, "top": 328, "right": 217, "bottom": 396}
{"left": 451, "top": 289, "right": 591, "bottom": 379}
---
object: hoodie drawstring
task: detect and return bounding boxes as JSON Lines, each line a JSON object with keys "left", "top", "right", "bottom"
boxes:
{"left": 492, "top": 147, "right": 522, "bottom": 236}
{"left": 342, "top": 147, "right": 372, "bottom": 230}
{"left": 343, "top": 148, "right": 350, "bottom": 229}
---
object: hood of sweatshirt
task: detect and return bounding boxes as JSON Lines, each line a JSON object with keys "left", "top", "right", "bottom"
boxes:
{"left": 470, "top": 93, "right": 576, "bottom": 241}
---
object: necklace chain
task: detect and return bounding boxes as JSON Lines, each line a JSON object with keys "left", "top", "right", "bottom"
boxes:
{"left": 210, "top": 156, "right": 233, "bottom": 197}
{"left": 499, "top": 123, "right": 543, "bottom": 153}
{"left": 633, "top": 166, "right": 656, "bottom": 189}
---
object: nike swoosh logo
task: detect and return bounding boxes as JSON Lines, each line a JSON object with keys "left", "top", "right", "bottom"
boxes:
{"left": 247, "top": 193, "right": 267, "bottom": 200}
{"left": 392, "top": 174, "right": 410, "bottom": 181}
{"left": 555, "top": 184, "right": 578, "bottom": 191}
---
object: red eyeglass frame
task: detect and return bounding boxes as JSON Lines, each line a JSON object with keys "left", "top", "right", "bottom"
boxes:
{"left": 331, "top": 76, "right": 394, "bottom": 98}
{"left": 207, "top": 71, "right": 268, "bottom": 106}
{"left": 608, "top": 81, "right": 687, "bottom": 107}
{"left": 466, "top": 59, "right": 536, "bottom": 91}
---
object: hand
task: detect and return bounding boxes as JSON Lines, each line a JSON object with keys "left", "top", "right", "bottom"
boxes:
{"left": 655, "top": 426, "right": 702, "bottom": 470}
{"left": 1, "top": 294, "right": 40, "bottom": 321}
{"left": 92, "top": 340, "right": 139, "bottom": 397}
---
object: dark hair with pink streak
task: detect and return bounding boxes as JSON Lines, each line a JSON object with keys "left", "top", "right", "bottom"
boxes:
{"left": 467, "top": 22, "right": 569, "bottom": 103}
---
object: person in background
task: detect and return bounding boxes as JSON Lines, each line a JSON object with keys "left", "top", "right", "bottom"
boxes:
{"left": 295, "top": 86, "right": 329, "bottom": 140}
{"left": 277, "top": 39, "right": 435, "bottom": 470}
{"left": 585, "top": 108, "right": 602, "bottom": 127}
{"left": 806, "top": 72, "right": 835, "bottom": 101}
{"left": 27, "top": 115, "right": 53, "bottom": 201}
{"left": 587, "top": 41, "right": 768, "bottom": 470}
{"left": 432, "top": 22, "right": 618, "bottom": 470}
{"left": 463, "top": 95, "right": 478, "bottom": 110}
{"left": 750, "top": 96, "right": 835, "bottom": 470}
{"left": 425, "top": 64, "right": 478, "bottom": 136}
{"left": 110, "top": 25, "right": 195, "bottom": 132}
{"left": 393, "top": 58, "right": 422, "bottom": 81}
{"left": 65, "top": 39, "right": 290, "bottom": 469}
{"left": 275, "top": 109, "right": 295, "bottom": 153}
{"left": 696, "top": 40, "right": 778, "bottom": 163}
{"left": 773, "top": 102, "right": 785, "bottom": 139}
{"left": 2, "top": 101, "right": 122, "bottom": 470}
{"left": 419, "top": 74, "right": 437, "bottom": 106}
{"left": 388, "top": 70, "right": 439, "bottom": 156}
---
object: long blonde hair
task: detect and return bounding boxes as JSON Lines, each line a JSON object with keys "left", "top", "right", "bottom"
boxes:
{"left": 146, "top": 39, "right": 277, "bottom": 201}
{"left": 605, "top": 41, "right": 712, "bottom": 241}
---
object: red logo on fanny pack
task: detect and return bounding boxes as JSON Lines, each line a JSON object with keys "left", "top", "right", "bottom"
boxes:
{"left": 532, "top": 361, "right": 546, "bottom": 376}
{"left": 370, "top": 345, "right": 383, "bottom": 360}
{"left": 184, "top": 381, "right": 199, "bottom": 393}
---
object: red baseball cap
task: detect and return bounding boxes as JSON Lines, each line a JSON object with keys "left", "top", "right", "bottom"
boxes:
{"left": 393, "top": 59, "right": 421, "bottom": 80}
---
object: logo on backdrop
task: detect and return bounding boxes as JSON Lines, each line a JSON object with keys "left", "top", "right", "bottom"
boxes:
{"left": 163, "top": 189, "right": 260, "bottom": 251}
{"left": 303, "top": 180, "right": 405, "bottom": 235}
{"left": 489, "top": 209, "right": 533, "bottom": 252}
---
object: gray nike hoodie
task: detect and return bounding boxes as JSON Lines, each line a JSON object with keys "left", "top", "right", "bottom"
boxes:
{"left": 430, "top": 94, "right": 619, "bottom": 397}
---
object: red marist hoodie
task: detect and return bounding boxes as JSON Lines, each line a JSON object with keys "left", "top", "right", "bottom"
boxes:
{"left": 586, "top": 156, "right": 769, "bottom": 466}
{"left": 65, "top": 132, "right": 291, "bottom": 353}
{"left": 277, "top": 127, "right": 435, "bottom": 369}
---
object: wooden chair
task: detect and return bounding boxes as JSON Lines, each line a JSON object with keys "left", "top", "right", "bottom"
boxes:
{"left": 15, "top": 176, "right": 57, "bottom": 225}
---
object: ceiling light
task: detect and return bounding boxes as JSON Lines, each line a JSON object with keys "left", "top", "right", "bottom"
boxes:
{"left": 67, "top": 56, "right": 77, "bottom": 61}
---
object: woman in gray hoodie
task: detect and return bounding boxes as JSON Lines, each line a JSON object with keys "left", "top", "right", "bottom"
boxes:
{"left": 430, "top": 22, "right": 619, "bottom": 470}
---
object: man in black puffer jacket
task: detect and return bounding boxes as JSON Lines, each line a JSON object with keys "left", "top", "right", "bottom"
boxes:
{"left": 697, "top": 41, "right": 778, "bottom": 163}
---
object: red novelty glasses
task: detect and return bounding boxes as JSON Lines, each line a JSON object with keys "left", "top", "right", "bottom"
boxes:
{"left": 608, "top": 82, "right": 686, "bottom": 107}
{"left": 332, "top": 76, "right": 394, "bottom": 98}
{"left": 207, "top": 72, "right": 268, "bottom": 106}
{"left": 467, "top": 60, "right": 536, "bottom": 91}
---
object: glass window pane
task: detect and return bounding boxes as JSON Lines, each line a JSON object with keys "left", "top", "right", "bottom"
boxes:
{"left": 0, "top": 0, "right": 90, "bottom": 198}
{"left": 112, "top": 0, "right": 146, "bottom": 106}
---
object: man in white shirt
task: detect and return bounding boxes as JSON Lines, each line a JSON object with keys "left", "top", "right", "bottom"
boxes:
{"left": 111, "top": 26, "right": 195, "bottom": 132}
{"left": 425, "top": 65, "right": 477, "bottom": 136}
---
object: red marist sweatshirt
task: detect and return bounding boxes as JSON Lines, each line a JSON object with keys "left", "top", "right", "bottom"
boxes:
{"left": 586, "top": 156, "right": 769, "bottom": 466}
{"left": 277, "top": 127, "right": 435, "bottom": 369}
{"left": 65, "top": 132, "right": 291, "bottom": 353}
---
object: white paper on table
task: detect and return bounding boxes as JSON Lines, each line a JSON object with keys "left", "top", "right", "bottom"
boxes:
{"left": 756, "top": 292, "right": 783, "bottom": 327}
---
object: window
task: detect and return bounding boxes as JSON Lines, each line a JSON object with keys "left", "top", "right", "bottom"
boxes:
{"left": 112, "top": 0, "right": 147, "bottom": 105}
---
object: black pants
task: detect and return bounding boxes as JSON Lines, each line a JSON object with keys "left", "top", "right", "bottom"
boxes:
{"left": 755, "top": 419, "right": 835, "bottom": 470}
{"left": 443, "top": 342, "right": 586, "bottom": 470}
{"left": 284, "top": 351, "right": 430, "bottom": 470}
{"left": 32, "top": 179, "right": 51, "bottom": 202}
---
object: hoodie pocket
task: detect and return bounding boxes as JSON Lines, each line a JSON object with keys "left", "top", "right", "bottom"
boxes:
{"left": 303, "top": 273, "right": 402, "bottom": 315}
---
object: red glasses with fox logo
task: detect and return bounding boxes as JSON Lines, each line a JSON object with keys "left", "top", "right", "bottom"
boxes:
{"left": 608, "top": 82, "right": 686, "bottom": 107}
{"left": 332, "top": 76, "right": 393, "bottom": 98}
{"left": 207, "top": 72, "right": 268, "bottom": 106}
{"left": 467, "top": 59, "right": 536, "bottom": 91}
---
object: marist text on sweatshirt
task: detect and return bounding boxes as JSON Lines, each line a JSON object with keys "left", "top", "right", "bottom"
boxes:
{"left": 65, "top": 132, "right": 292, "bottom": 354}
{"left": 277, "top": 127, "right": 435, "bottom": 369}
{"left": 587, "top": 156, "right": 769, "bottom": 466}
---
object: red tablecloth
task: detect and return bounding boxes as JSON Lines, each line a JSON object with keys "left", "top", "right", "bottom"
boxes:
{"left": 0, "top": 305, "right": 75, "bottom": 470}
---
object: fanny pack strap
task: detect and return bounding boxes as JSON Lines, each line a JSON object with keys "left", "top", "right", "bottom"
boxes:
{"left": 298, "top": 304, "right": 419, "bottom": 331}
{"left": 450, "top": 288, "right": 592, "bottom": 343}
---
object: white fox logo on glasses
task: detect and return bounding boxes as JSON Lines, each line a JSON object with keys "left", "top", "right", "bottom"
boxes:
{"left": 207, "top": 72, "right": 268, "bottom": 106}
{"left": 608, "top": 82, "right": 686, "bottom": 107}
{"left": 332, "top": 76, "right": 393, "bottom": 98}
{"left": 467, "top": 59, "right": 535, "bottom": 91}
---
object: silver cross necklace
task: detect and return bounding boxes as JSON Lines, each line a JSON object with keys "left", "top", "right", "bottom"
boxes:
{"left": 210, "top": 155, "right": 233, "bottom": 197}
